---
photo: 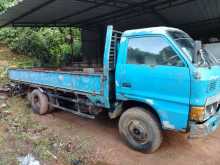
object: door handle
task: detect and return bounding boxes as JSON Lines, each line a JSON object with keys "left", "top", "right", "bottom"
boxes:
{"left": 122, "top": 82, "right": 132, "bottom": 88}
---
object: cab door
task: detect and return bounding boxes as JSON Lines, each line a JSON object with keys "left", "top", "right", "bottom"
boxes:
{"left": 116, "top": 35, "right": 191, "bottom": 130}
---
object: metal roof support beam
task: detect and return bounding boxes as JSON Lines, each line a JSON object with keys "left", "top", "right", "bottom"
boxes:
{"left": 78, "top": 0, "right": 196, "bottom": 27}
{"left": 180, "top": 16, "right": 220, "bottom": 28}
{"left": 76, "top": 0, "right": 173, "bottom": 27}
{"left": 188, "top": 26, "right": 220, "bottom": 38}
{"left": 74, "top": 0, "right": 130, "bottom": 8}
{"left": 180, "top": 17, "right": 220, "bottom": 36}
{"left": 71, "top": 0, "right": 157, "bottom": 26}
{"left": 117, "top": 0, "right": 195, "bottom": 27}
{"left": 50, "top": 0, "right": 118, "bottom": 24}
{"left": 1, "top": 0, "right": 56, "bottom": 28}
{"left": 16, "top": 0, "right": 215, "bottom": 30}
{"left": 112, "top": 0, "right": 182, "bottom": 24}
{"left": 151, "top": 8, "right": 171, "bottom": 25}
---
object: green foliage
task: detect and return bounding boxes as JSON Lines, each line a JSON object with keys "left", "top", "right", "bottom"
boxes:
{"left": 0, "top": 27, "right": 82, "bottom": 66}
{"left": 0, "top": 0, "right": 18, "bottom": 12}
{"left": 0, "top": 0, "right": 82, "bottom": 67}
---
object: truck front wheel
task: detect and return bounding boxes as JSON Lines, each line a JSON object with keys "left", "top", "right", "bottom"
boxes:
{"left": 119, "top": 107, "right": 163, "bottom": 153}
{"left": 31, "top": 89, "right": 49, "bottom": 115}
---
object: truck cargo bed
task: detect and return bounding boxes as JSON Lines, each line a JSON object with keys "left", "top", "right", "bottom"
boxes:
{"left": 8, "top": 26, "right": 119, "bottom": 109}
{"left": 8, "top": 68, "right": 104, "bottom": 95}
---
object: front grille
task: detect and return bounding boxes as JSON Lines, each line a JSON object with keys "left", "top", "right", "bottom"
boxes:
{"left": 208, "top": 80, "right": 217, "bottom": 92}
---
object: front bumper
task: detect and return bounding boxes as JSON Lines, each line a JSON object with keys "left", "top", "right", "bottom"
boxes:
{"left": 189, "top": 110, "right": 220, "bottom": 138}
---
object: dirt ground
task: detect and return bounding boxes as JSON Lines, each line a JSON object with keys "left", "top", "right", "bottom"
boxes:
{"left": 36, "top": 111, "right": 220, "bottom": 165}
{"left": 1, "top": 44, "right": 220, "bottom": 165}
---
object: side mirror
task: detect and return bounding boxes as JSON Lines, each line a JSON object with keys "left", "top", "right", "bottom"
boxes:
{"left": 193, "top": 40, "right": 202, "bottom": 64}
{"left": 195, "top": 40, "right": 202, "bottom": 51}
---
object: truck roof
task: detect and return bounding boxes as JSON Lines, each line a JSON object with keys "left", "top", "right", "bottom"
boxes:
{"left": 122, "top": 26, "right": 184, "bottom": 37}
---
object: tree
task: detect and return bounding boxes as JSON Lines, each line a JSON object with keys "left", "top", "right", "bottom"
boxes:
{"left": 0, "top": 0, "right": 17, "bottom": 12}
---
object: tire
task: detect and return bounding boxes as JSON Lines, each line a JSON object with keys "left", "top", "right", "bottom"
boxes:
{"left": 31, "top": 89, "right": 49, "bottom": 115}
{"left": 119, "top": 107, "right": 163, "bottom": 153}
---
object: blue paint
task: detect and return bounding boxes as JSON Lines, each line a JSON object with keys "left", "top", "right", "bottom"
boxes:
{"left": 116, "top": 29, "right": 191, "bottom": 130}
{"left": 116, "top": 27, "right": 220, "bottom": 131}
{"left": 8, "top": 69, "right": 102, "bottom": 94}
{"left": 190, "top": 66, "right": 220, "bottom": 106}
{"left": 8, "top": 25, "right": 220, "bottom": 134}
{"left": 103, "top": 25, "right": 113, "bottom": 108}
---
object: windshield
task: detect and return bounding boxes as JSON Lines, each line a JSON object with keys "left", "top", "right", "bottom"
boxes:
{"left": 168, "top": 30, "right": 219, "bottom": 67}
{"left": 175, "top": 38, "right": 195, "bottom": 62}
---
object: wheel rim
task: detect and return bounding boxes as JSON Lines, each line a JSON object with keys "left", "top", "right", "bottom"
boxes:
{"left": 33, "top": 95, "right": 40, "bottom": 109}
{"left": 128, "top": 120, "right": 149, "bottom": 144}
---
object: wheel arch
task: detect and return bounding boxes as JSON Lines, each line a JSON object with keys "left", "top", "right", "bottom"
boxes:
{"left": 121, "top": 100, "right": 162, "bottom": 126}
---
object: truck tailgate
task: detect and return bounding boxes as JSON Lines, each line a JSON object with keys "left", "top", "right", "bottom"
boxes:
{"left": 8, "top": 69, "right": 103, "bottom": 95}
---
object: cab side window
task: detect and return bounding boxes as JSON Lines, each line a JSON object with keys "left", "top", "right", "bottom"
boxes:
{"left": 127, "top": 36, "right": 184, "bottom": 67}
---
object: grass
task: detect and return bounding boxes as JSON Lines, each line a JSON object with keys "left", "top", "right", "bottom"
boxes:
{"left": 0, "top": 96, "right": 99, "bottom": 165}
{"left": 0, "top": 43, "right": 38, "bottom": 84}
{"left": 0, "top": 43, "right": 37, "bottom": 67}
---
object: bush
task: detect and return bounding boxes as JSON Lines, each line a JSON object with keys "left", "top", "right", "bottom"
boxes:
{"left": 0, "top": 0, "right": 17, "bottom": 13}
{"left": 0, "top": 1, "right": 82, "bottom": 67}
{"left": 0, "top": 27, "right": 82, "bottom": 67}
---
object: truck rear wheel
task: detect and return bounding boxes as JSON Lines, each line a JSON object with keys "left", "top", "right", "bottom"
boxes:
{"left": 119, "top": 107, "right": 163, "bottom": 153}
{"left": 31, "top": 89, "right": 49, "bottom": 115}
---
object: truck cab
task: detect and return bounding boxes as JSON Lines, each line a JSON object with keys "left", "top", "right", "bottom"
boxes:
{"left": 115, "top": 27, "right": 220, "bottom": 152}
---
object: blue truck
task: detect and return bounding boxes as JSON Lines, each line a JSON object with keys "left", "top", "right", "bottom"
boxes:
{"left": 8, "top": 25, "right": 220, "bottom": 153}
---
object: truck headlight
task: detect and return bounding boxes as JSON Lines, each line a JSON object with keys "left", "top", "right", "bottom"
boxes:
{"left": 190, "top": 107, "right": 205, "bottom": 122}
{"left": 190, "top": 103, "right": 219, "bottom": 122}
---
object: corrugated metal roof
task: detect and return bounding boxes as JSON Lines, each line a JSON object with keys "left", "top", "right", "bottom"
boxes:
{"left": 0, "top": 0, "right": 220, "bottom": 36}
